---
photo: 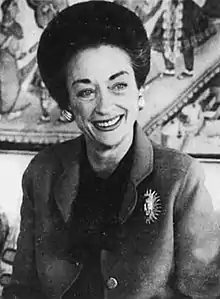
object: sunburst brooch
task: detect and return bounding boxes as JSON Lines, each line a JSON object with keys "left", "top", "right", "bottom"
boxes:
{"left": 143, "top": 189, "right": 162, "bottom": 224}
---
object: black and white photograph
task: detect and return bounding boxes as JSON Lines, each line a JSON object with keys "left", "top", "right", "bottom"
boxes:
{"left": 0, "top": 0, "right": 220, "bottom": 298}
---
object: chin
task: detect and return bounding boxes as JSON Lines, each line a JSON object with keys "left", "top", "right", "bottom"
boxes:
{"left": 95, "top": 129, "right": 133, "bottom": 150}
{"left": 95, "top": 136, "right": 123, "bottom": 149}
{"left": 84, "top": 121, "right": 134, "bottom": 149}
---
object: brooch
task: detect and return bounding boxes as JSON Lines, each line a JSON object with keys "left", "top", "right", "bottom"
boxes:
{"left": 143, "top": 189, "right": 162, "bottom": 224}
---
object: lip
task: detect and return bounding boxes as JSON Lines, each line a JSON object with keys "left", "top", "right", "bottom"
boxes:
{"left": 92, "top": 115, "right": 124, "bottom": 131}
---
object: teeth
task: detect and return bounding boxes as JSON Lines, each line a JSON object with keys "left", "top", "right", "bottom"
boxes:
{"left": 95, "top": 116, "right": 121, "bottom": 128}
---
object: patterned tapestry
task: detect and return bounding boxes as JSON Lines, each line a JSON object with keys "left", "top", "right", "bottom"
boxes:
{"left": 0, "top": 0, "right": 163, "bottom": 146}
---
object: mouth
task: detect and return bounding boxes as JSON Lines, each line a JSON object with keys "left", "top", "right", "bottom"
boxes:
{"left": 92, "top": 115, "right": 124, "bottom": 131}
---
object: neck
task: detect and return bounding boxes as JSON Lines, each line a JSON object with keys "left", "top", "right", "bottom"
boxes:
{"left": 85, "top": 131, "right": 134, "bottom": 179}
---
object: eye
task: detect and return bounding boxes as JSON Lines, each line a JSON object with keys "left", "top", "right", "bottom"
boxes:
{"left": 76, "top": 89, "right": 95, "bottom": 100}
{"left": 111, "top": 82, "right": 128, "bottom": 92}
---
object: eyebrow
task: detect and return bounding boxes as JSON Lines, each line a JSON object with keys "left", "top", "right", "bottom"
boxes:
{"left": 72, "top": 71, "right": 129, "bottom": 86}
{"left": 72, "top": 78, "right": 91, "bottom": 86}
{"left": 109, "top": 71, "right": 129, "bottom": 81}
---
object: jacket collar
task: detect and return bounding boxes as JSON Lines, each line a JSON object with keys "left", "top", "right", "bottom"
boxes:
{"left": 53, "top": 123, "right": 154, "bottom": 223}
{"left": 129, "top": 123, "right": 154, "bottom": 185}
{"left": 118, "top": 124, "right": 154, "bottom": 223}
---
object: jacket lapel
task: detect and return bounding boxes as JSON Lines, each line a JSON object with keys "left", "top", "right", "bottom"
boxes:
{"left": 53, "top": 135, "right": 83, "bottom": 223}
{"left": 53, "top": 124, "right": 154, "bottom": 224}
{"left": 130, "top": 124, "right": 154, "bottom": 185}
{"left": 119, "top": 124, "right": 154, "bottom": 223}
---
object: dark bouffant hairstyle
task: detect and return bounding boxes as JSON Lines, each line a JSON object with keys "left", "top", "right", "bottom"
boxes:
{"left": 37, "top": 1, "right": 151, "bottom": 110}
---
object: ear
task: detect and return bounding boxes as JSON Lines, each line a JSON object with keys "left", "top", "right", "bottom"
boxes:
{"left": 138, "top": 87, "right": 145, "bottom": 111}
{"left": 59, "top": 108, "right": 74, "bottom": 122}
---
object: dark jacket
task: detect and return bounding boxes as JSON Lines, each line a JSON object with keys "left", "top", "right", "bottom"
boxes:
{"left": 3, "top": 124, "right": 220, "bottom": 299}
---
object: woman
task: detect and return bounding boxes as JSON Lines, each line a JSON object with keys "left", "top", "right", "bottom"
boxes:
{"left": 3, "top": 1, "right": 220, "bottom": 299}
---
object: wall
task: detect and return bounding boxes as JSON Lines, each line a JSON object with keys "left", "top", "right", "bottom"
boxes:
{"left": 199, "top": 158, "right": 220, "bottom": 210}
{"left": 0, "top": 151, "right": 34, "bottom": 225}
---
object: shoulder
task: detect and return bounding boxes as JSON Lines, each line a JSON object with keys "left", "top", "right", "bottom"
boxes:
{"left": 30, "top": 135, "right": 81, "bottom": 167}
{"left": 151, "top": 142, "right": 205, "bottom": 188}
{"left": 152, "top": 142, "right": 195, "bottom": 173}
{"left": 23, "top": 135, "right": 82, "bottom": 182}
{"left": 150, "top": 143, "right": 210, "bottom": 215}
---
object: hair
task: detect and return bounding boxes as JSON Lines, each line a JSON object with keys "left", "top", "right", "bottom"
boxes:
{"left": 37, "top": 1, "right": 151, "bottom": 110}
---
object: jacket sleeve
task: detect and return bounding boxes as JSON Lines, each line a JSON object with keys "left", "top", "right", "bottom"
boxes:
{"left": 174, "top": 159, "right": 220, "bottom": 299}
{"left": 2, "top": 166, "right": 47, "bottom": 299}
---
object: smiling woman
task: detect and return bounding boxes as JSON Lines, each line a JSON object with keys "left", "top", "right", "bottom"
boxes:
{"left": 66, "top": 45, "right": 140, "bottom": 159}
{"left": 2, "top": 1, "right": 220, "bottom": 299}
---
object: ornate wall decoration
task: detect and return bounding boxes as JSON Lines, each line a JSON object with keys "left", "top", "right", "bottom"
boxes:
{"left": 0, "top": 0, "right": 82, "bottom": 146}
{"left": 0, "top": 0, "right": 219, "bottom": 155}
{"left": 0, "top": 0, "right": 164, "bottom": 147}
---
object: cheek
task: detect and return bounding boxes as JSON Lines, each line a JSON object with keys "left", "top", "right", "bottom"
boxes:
{"left": 70, "top": 101, "right": 94, "bottom": 121}
{"left": 128, "top": 92, "right": 140, "bottom": 112}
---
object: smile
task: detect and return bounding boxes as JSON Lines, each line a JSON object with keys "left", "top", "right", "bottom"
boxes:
{"left": 93, "top": 115, "right": 123, "bottom": 131}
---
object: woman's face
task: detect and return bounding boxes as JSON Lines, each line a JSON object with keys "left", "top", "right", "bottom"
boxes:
{"left": 66, "top": 45, "right": 142, "bottom": 148}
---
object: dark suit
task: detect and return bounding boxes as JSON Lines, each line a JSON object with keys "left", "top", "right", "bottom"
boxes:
{"left": 3, "top": 124, "right": 220, "bottom": 299}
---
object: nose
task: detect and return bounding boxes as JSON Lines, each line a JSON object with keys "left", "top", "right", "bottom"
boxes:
{"left": 95, "top": 88, "right": 113, "bottom": 114}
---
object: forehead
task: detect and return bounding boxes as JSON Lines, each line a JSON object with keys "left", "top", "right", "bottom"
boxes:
{"left": 67, "top": 45, "right": 133, "bottom": 79}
